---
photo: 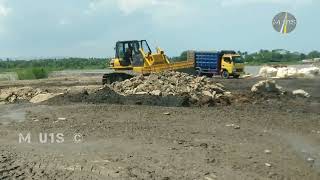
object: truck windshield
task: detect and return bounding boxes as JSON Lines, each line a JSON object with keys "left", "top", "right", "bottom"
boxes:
{"left": 233, "top": 57, "right": 244, "bottom": 63}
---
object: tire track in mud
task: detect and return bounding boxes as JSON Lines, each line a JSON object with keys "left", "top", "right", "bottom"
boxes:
{"left": 0, "top": 149, "right": 122, "bottom": 179}
{"left": 0, "top": 150, "right": 73, "bottom": 179}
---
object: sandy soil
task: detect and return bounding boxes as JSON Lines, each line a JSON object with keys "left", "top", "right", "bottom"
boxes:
{"left": 0, "top": 76, "right": 319, "bottom": 180}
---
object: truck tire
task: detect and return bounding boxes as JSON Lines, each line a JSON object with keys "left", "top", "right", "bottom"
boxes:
{"left": 221, "top": 71, "right": 229, "bottom": 79}
{"left": 196, "top": 70, "right": 202, "bottom": 76}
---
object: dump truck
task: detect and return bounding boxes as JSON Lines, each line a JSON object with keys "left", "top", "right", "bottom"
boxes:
{"left": 102, "top": 40, "right": 194, "bottom": 84}
{"left": 190, "top": 50, "right": 245, "bottom": 78}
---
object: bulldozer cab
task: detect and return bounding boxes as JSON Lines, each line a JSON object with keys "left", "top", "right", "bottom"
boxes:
{"left": 115, "top": 40, "right": 152, "bottom": 67}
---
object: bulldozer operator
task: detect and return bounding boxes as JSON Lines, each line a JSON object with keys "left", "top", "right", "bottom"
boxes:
{"left": 123, "top": 46, "right": 133, "bottom": 66}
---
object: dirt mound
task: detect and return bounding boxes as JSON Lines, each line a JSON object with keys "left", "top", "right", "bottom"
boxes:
{"left": 0, "top": 87, "right": 61, "bottom": 104}
{"left": 45, "top": 86, "right": 189, "bottom": 107}
{"left": 0, "top": 87, "right": 42, "bottom": 103}
{"left": 1, "top": 71, "right": 232, "bottom": 107}
{"left": 227, "top": 79, "right": 319, "bottom": 114}
{"left": 111, "top": 71, "right": 230, "bottom": 101}
{"left": 46, "top": 85, "right": 231, "bottom": 107}
{"left": 46, "top": 72, "right": 232, "bottom": 107}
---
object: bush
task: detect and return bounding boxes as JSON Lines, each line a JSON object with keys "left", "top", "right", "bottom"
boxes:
{"left": 32, "top": 67, "right": 48, "bottom": 79}
{"left": 16, "top": 68, "right": 49, "bottom": 80}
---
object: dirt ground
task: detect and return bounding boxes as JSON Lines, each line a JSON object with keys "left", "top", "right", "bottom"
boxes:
{"left": 0, "top": 76, "right": 320, "bottom": 180}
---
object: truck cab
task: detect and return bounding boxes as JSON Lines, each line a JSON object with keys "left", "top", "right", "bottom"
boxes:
{"left": 193, "top": 50, "right": 245, "bottom": 78}
{"left": 221, "top": 53, "right": 245, "bottom": 78}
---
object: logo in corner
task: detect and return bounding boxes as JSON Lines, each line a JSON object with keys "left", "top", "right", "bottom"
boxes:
{"left": 272, "top": 12, "right": 297, "bottom": 34}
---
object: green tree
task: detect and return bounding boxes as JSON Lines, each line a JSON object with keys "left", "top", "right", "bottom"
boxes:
{"left": 307, "top": 51, "right": 320, "bottom": 59}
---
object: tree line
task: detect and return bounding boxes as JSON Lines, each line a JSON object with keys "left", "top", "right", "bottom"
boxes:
{"left": 0, "top": 57, "right": 108, "bottom": 72}
{"left": 238, "top": 50, "right": 320, "bottom": 64}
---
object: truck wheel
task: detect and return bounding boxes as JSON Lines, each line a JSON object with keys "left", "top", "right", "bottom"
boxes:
{"left": 196, "top": 70, "right": 202, "bottom": 76}
{"left": 221, "top": 71, "right": 229, "bottom": 79}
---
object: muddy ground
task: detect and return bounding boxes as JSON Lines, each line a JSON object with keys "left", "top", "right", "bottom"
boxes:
{"left": 0, "top": 76, "right": 320, "bottom": 180}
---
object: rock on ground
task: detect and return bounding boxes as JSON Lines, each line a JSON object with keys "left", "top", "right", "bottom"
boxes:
{"left": 0, "top": 87, "right": 43, "bottom": 103}
{"left": 292, "top": 89, "right": 310, "bottom": 98}
{"left": 0, "top": 87, "right": 66, "bottom": 104}
{"left": 29, "top": 93, "right": 64, "bottom": 103}
{"left": 251, "top": 80, "right": 284, "bottom": 94}
{"left": 110, "top": 71, "right": 229, "bottom": 104}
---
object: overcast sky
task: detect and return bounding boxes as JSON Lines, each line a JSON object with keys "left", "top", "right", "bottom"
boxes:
{"left": 0, "top": 0, "right": 319, "bottom": 58}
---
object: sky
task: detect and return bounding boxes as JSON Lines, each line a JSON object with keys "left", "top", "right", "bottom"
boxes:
{"left": 0, "top": 0, "right": 319, "bottom": 58}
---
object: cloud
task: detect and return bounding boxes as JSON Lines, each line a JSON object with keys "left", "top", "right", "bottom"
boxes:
{"left": 0, "top": 3, "right": 11, "bottom": 17}
{"left": 85, "top": 0, "right": 180, "bottom": 15}
{"left": 219, "top": 0, "right": 314, "bottom": 7}
{"left": 82, "top": 0, "right": 316, "bottom": 16}
{"left": 117, "top": 0, "right": 176, "bottom": 14}
{"left": 0, "top": 1, "right": 11, "bottom": 35}
{"left": 83, "top": 0, "right": 190, "bottom": 28}
{"left": 84, "top": 0, "right": 115, "bottom": 15}
{"left": 117, "top": 0, "right": 152, "bottom": 14}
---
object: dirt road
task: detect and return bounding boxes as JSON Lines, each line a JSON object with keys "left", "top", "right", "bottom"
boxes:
{"left": 0, "top": 76, "right": 319, "bottom": 179}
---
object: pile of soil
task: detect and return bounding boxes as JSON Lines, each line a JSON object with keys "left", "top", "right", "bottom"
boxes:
{"left": 0, "top": 87, "right": 43, "bottom": 103}
{"left": 0, "top": 87, "right": 62, "bottom": 104}
{"left": 46, "top": 72, "right": 233, "bottom": 107}
{"left": 111, "top": 71, "right": 229, "bottom": 101}
{"left": 46, "top": 86, "right": 231, "bottom": 107}
{"left": 45, "top": 74, "right": 314, "bottom": 107}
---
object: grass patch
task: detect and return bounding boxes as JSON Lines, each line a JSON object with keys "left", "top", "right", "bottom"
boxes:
{"left": 16, "top": 67, "right": 50, "bottom": 80}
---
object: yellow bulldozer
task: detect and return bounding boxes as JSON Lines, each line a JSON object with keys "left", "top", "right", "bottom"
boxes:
{"left": 102, "top": 40, "right": 194, "bottom": 84}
